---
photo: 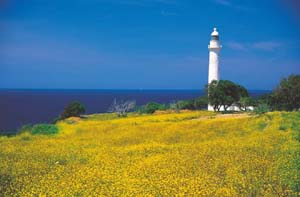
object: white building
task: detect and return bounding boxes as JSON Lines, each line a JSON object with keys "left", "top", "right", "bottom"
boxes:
{"left": 208, "top": 28, "right": 221, "bottom": 84}
{"left": 208, "top": 28, "right": 221, "bottom": 111}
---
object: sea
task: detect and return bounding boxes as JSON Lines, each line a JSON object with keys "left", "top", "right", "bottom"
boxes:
{"left": 0, "top": 89, "right": 270, "bottom": 134}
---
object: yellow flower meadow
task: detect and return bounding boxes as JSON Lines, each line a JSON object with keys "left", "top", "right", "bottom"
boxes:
{"left": 0, "top": 111, "right": 299, "bottom": 196}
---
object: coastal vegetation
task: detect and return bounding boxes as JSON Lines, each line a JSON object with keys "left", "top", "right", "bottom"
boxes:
{"left": 0, "top": 110, "right": 299, "bottom": 196}
{"left": 50, "top": 74, "right": 300, "bottom": 123}
{"left": 104, "top": 74, "right": 300, "bottom": 116}
{"left": 55, "top": 101, "right": 86, "bottom": 122}
{"left": 206, "top": 74, "right": 300, "bottom": 112}
{"left": 207, "top": 80, "right": 249, "bottom": 111}
{"left": 271, "top": 75, "right": 300, "bottom": 111}
{"left": 18, "top": 124, "right": 59, "bottom": 136}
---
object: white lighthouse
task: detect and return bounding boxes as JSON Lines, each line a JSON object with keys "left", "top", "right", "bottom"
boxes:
{"left": 208, "top": 27, "right": 222, "bottom": 111}
{"left": 208, "top": 27, "right": 221, "bottom": 83}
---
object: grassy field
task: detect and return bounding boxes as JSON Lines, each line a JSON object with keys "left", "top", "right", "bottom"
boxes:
{"left": 0, "top": 111, "right": 299, "bottom": 196}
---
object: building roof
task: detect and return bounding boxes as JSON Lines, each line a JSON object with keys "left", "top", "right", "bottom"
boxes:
{"left": 211, "top": 28, "right": 219, "bottom": 36}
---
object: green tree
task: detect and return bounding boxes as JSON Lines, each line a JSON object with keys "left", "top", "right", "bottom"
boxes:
{"left": 207, "top": 80, "right": 249, "bottom": 111}
{"left": 194, "top": 96, "right": 208, "bottom": 109}
{"left": 237, "top": 85, "right": 249, "bottom": 97}
{"left": 253, "top": 103, "right": 270, "bottom": 115}
{"left": 272, "top": 75, "right": 300, "bottom": 111}
{"left": 256, "top": 93, "right": 273, "bottom": 106}
{"left": 59, "top": 101, "right": 86, "bottom": 120}
{"left": 238, "top": 97, "right": 255, "bottom": 111}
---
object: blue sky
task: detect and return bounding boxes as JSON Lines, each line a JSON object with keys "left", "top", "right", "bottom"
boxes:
{"left": 0, "top": 0, "right": 299, "bottom": 90}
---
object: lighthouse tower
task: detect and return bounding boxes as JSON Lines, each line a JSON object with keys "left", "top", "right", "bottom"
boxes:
{"left": 208, "top": 27, "right": 222, "bottom": 111}
{"left": 208, "top": 27, "right": 221, "bottom": 83}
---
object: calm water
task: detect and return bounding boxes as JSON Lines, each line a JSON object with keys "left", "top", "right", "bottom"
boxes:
{"left": 0, "top": 89, "right": 269, "bottom": 133}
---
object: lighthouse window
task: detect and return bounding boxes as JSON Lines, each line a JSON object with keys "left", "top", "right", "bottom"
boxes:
{"left": 212, "top": 35, "right": 219, "bottom": 41}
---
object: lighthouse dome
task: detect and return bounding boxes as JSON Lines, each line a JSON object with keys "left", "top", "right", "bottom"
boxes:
{"left": 211, "top": 28, "right": 219, "bottom": 36}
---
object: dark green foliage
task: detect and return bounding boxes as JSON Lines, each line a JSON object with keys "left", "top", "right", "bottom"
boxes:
{"left": 31, "top": 124, "right": 59, "bottom": 135}
{"left": 253, "top": 103, "right": 270, "bottom": 115}
{"left": 194, "top": 96, "right": 208, "bottom": 109}
{"left": 279, "top": 125, "right": 288, "bottom": 131}
{"left": 176, "top": 100, "right": 195, "bottom": 110}
{"left": 238, "top": 97, "right": 256, "bottom": 111}
{"left": 255, "top": 93, "right": 273, "bottom": 107}
{"left": 207, "top": 80, "right": 249, "bottom": 111}
{"left": 140, "top": 102, "right": 167, "bottom": 114}
{"left": 58, "top": 101, "right": 86, "bottom": 120}
{"left": 272, "top": 75, "right": 300, "bottom": 111}
{"left": 169, "top": 96, "right": 208, "bottom": 111}
{"left": 236, "top": 85, "right": 249, "bottom": 98}
{"left": 16, "top": 123, "right": 59, "bottom": 136}
{"left": 255, "top": 75, "right": 300, "bottom": 111}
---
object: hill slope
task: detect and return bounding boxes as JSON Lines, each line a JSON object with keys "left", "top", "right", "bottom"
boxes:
{"left": 0, "top": 111, "right": 299, "bottom": 196}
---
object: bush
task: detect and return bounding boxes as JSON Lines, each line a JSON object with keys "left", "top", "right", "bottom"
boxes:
{"left": 176, "top": 100, "right": 195, "bottom": 110}
{"left": 31, "top": 124, "right": 59, "bottom": 135}
{"left": 58, "top": 101, "right": 86, "bottom": 121}
{"left": 194, "top": 96, "right": 208, "bottom": 109}
{"left": 141, "top": 102, "right": 167, "bottom": 114}
{"left": 169, "top": 97, "right": 208, "bottom": 111}
{"left": 253, "top": 103, "right": 270, "bottom": 115}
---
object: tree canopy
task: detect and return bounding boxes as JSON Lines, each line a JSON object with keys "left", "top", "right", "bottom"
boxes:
{"left": 207, "top": 80, "right": 249, "bottom": 111}
{"left": 59, "top": 101, "right": 86, "bottom": 120}
{"left": 272, "top": 75, "right": 300, "bottom": 111}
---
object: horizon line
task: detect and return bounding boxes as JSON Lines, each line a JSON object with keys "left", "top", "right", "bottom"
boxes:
{"left": 0, "top": 88, "right": 272, "bottom": 91}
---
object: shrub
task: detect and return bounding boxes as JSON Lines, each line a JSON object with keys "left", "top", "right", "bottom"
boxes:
{"left": 142, "top": 102, "right": 167, "bottom": 114}
{"left": 253, "top": 103, "right": 270, "bottom": 115}
{"left": 31, "top": 124, "right": 59, "bottom": 135}
{"left": 169, "top": 97, "right": 208, "bottom": 111}
{"left": 16, "top": 123, "right": 58, "bottom": 136}
{"left": 176, "top": 100, "right": 195, "bottom": 110}
{"left": 194, "top": 96, "right": 208, "bottom": 109}
{"left": 58, "top": 101, "right": 86, "bottom": 121}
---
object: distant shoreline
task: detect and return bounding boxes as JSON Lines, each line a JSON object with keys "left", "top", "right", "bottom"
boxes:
{"left": 0, "top": 89, "right": 270, "bottom": 132}
{"left": 0, "top": 89, "right": 272, "bottom": 92}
